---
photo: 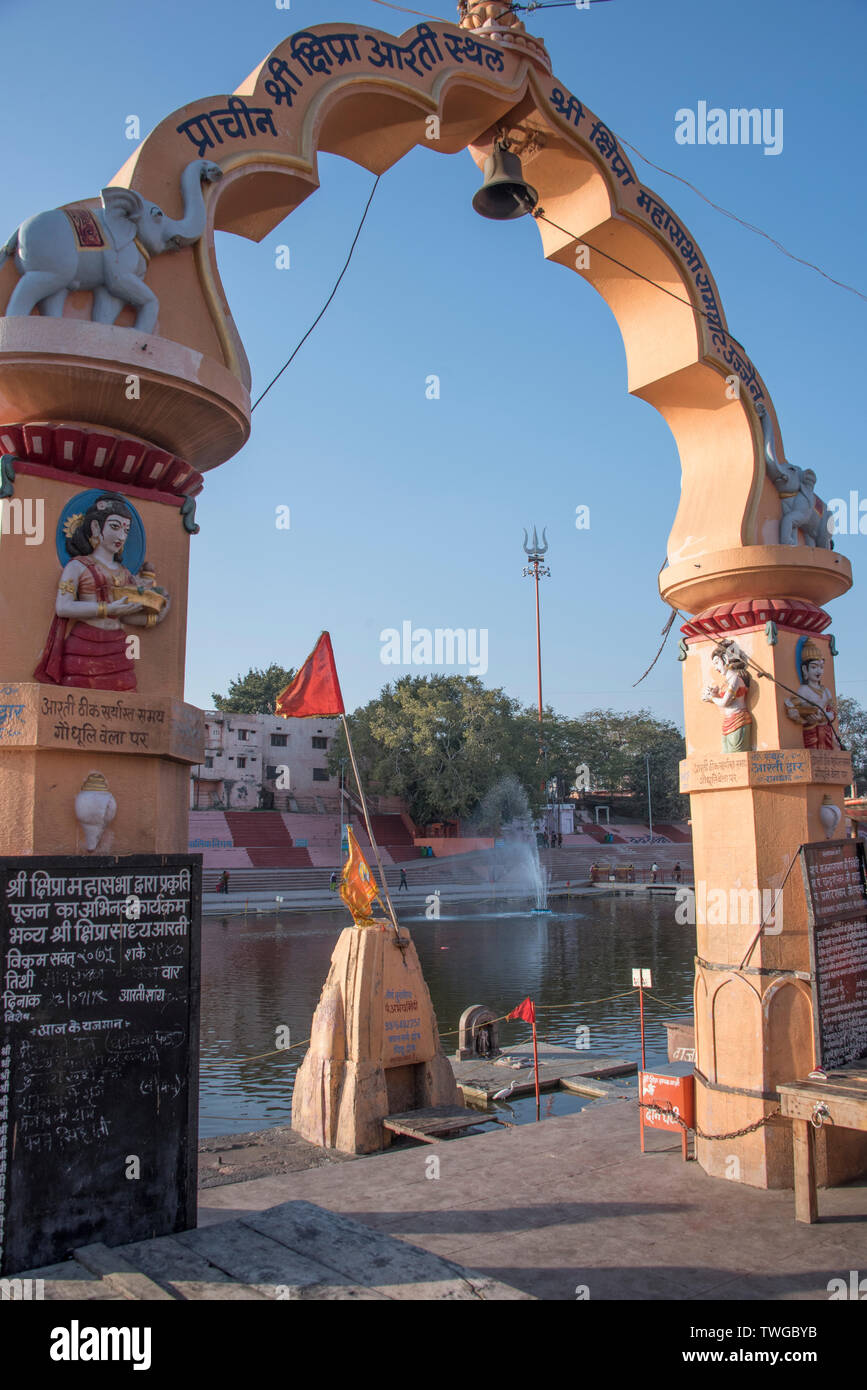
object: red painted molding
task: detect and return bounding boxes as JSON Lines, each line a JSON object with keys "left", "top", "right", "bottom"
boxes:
{"left": 681, "top": 598, "right": 831, "bottom": 641}
{"left": 0, "top": 421, "right": 203, "bottom": 499}
{"left": 10, "top": 458, "right": 185, "bottom": 509}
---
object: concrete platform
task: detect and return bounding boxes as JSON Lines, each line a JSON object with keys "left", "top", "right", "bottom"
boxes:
{"left": 17, "top": 1098, "right": 866, "bottom": 1301}
{"left": 452, "top": 1042, "right": 637, "bottom": 1103}
{"left": 197, "top": 1101, "right": 867, "bottom": 1301}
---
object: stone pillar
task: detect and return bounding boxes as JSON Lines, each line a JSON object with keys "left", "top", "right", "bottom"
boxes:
{"left": 663, "top": 555, "right": 867, "bottom": 1189}
{"left": 292, "top": 922, "right": 459, "bottom": 1154}
{"left": 0, "top": 313, "right": 251, "bottom": 851}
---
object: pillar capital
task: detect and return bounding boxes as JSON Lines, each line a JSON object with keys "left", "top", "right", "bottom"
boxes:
{"left": 661, "top": 545, "right": 852, "bottom": 615}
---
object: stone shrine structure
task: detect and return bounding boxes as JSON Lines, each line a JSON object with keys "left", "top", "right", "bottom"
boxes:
{"left": 292, "top": 924, "right": 459, "bottom": 1153}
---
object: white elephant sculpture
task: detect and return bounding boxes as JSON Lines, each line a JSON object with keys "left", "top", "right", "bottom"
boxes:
{"left": 757, "top": 401, "right": 833, "bottom": 549}
{"left": 0, "top": 158, "right": 222, "bottom": 334}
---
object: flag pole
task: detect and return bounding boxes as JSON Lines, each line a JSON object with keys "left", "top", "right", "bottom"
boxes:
{"left": 531, "top": 1010, "right": 540, "bottom": 1120}
{"left": 340, "top": 713, "right": 402, "bottom": 939}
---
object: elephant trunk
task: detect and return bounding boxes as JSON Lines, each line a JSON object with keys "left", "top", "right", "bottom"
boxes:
{"left": 161, "top": 160, "right": 213, "bottom": 249}
{"left": 0, "top": 230, "right": 18, "bottom": 268}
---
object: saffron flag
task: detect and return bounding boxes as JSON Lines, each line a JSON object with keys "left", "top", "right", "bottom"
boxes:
{"left": 274, "top": 631, "right": 345, "bottom": 717}
{"left": 507, "top": 997, "right": 536, "bottom": 1024}
{"left": 339, "top": 825, "right": 381, "bottom": 923}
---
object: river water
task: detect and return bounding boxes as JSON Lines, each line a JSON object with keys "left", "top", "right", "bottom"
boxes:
{"left": 199, "top": 895, "right": 695, "bottom": 1137}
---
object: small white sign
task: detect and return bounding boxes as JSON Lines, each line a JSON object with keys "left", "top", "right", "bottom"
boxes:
{"left": 632, "top": 968, "right": 652, "bottom": 988}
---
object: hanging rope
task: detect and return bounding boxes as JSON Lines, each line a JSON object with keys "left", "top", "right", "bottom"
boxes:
{"left": 633, "top": 608, "right": 680, "bottom": 687}
{"left": 738, "top": 847, "right": 802, "bottom": 969}
{"left": 251, "top": 177, "right": 381, "bottom": 412}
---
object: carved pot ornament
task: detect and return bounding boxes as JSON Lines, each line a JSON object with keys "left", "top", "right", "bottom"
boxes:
{"left": 819, "top": 795, "right": 843, "bottom": 840}
{"left": 75, "top": 770, "right": 117, "bottom": 851}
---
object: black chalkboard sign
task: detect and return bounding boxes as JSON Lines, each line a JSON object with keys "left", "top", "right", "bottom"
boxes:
{"left": 800, "top": 839, "right": 867, "bottom": 1070}
{"left": 0, "top": 853, "right": 201, "bottom": 1274}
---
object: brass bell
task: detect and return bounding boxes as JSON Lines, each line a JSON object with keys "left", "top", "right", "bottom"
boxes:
{"left": 472, "top": 141, "right": 538, "bottom": 221}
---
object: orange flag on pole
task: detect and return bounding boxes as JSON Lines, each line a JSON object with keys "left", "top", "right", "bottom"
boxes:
{"left": 339, "top": 826, "right": 382, "bottom": 923}
{"left": 507, "top": 998, "right": 536, "bottom": 1024}
{"left": 274, "top": 632, "right": 345, "bottom": 717}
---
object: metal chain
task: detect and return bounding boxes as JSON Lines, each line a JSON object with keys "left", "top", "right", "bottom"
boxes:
{"left": 638, "top": 1098, "right": 781, "bottom": 1141}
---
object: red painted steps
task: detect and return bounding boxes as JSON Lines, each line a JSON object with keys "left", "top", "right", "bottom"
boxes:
{"left": 369, "top": 813, "right": 414, "bottom": 846}
{"left": 246, "top": 847, "right": 313, "bottom": 867}
{"left": 577, "top": 823, "right": 628, "bottom": 844}
{"left": 223, "top": 811, "right": 312, "bottom": 867}
{"left": 652, "top": 823, "right": 692, "bottom": 843}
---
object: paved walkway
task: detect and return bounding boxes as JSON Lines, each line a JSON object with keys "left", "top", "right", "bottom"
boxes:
{"left": 197, "top": 1102, "right": 867, "bottom": 1301}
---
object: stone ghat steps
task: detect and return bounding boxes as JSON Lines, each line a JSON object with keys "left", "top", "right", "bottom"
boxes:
{"left": 540, "top": 846, "right": 693, "bottom": 872}
{"left": 16, "top": 1201, "right": 530, "bottom": 1301}
{"left": 200, "top": 846, "right": 694, "bottom": 894}
{"left": 190, "top": 809, "right": 407, "bottom": 853}
{"left": 201, "top": 858, "right": 478, "bottom": 893}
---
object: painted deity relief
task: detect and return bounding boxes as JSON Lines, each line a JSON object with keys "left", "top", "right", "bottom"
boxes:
{"left": 701, "top": 641, "right": 754, "bottom": 753}
{"left": 785, "top": 637, "right": 837, "bottom": 748}
{"left": 34, "top": 492, "right": 170, "bottom": 693}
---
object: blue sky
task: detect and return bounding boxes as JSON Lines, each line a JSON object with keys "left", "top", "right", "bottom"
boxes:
{"left": 2, "top": 0, "right": 865, "bottom": 725}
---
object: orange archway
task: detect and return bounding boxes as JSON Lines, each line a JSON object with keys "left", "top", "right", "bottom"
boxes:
{"left": 0, "top": 20, "right": 800, "bottom": 580}
{"left": 0, "top": 13, "right": 859, "bottom": 1190}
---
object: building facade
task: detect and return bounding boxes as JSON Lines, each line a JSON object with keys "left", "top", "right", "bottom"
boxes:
{"left": 189, "top": 711, "right": 340, "bottom": 810}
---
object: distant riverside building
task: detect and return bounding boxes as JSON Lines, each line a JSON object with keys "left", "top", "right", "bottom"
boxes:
{"left": 189, "top": 711, "right": 340, "bottom": 811}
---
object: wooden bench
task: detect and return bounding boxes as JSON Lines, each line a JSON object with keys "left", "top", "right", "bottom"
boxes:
{"left": 778, "top": 1061, "right": 867, "bottom": 1223}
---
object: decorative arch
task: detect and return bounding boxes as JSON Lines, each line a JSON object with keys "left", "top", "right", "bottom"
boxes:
{"left": 0, "top": 18, "right": 850, "bottom": 609}
{"left": 763, "top": 976, "right": 814, "bottom": 1084}
{"left": 104, "top": 21, "right": 792, "bottom": 593}
{"left": 693, "top": 969, "right": 709, "bottom": 1077}
{"left": 709, "top": 973, "right": 762, "bottom": 1090}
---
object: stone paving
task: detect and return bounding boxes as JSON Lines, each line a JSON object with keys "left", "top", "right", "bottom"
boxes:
{"left": 18, "top": 1099, "right": 866, "bottom": 1300}
{"left": 197, "top": 1100, "right": 867, "bottom": 1302}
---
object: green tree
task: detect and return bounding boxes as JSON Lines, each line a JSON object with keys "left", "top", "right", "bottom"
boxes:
{"left": 330, "top": 678, "right": 688, "bottom": 829}
{"left": 329, "top": 675, "right": 542, "bottom": 828}
{"left": 837, "top": 696, "right": 867, "bottom": 790}
{"left": 212, "top": 664, "right": 296, "bottom": 714}
{"left": 474, "top": 774, "right": 532, "bottom": 835}
{"left": 540, "top": 708, "right": 687, "bottom": 822}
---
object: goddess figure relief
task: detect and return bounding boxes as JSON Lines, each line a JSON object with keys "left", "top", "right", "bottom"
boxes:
{"left": 785, "top": 638, "right": 837, "bottom": 749}
{"left": 701, "top": 642, "right": 754, "bottom": 753}
{"left": 34, "top": 493, "right": 170, "bottom": 692}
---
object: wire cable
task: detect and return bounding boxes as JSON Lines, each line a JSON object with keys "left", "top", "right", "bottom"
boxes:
{"left": 367, "top": 0, "right": 448, "bottom": 19}
{"left": 634, "top": 609, "right": 680, "bottom": 687}
{"left": 367, "top": 0, "right": 615, "bottom": 22}
{"left": 251, "top": 176, "right": 382, "bottom": 413}
{"left": 618, "top": 136, "right": 867, "bottom": 305}
{"left": 370, "top": 0, "right": 864, "bottom": 302}
{"left": 534, "top": 207, "right": 756, "bottom": 362}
